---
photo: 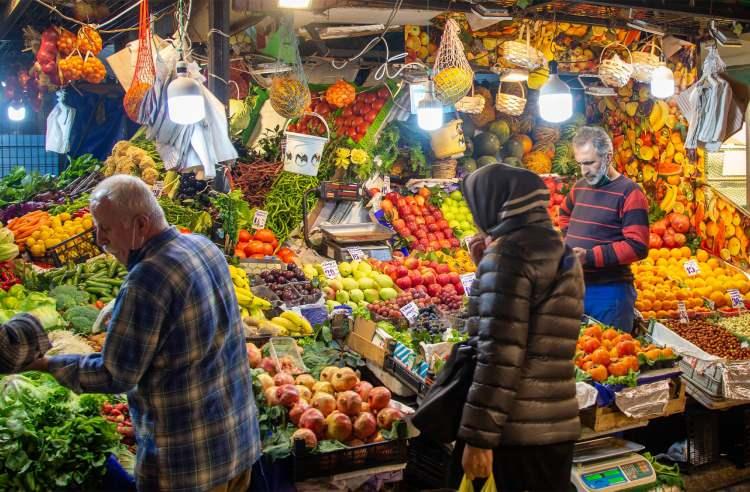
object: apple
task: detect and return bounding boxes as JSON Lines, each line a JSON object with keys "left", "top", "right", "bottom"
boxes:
{"left": 396, "top": 276, "right": 412, "bottom": 290}
{"left": 436, "top": 273, "right": 451, "bottom": 286}
{"left": 427, "top": 284, "right": 442, "bottom": 297}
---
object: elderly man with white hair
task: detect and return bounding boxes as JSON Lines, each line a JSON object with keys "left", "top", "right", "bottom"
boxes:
{"left": 27, "top": 175, "right": 260, "bottom": 492}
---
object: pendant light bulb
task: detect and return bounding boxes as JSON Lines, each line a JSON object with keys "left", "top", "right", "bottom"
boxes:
{"left": 650, "top": 64, "right": 675, "bottom": 99}
{"left": 539, "top": 61, "right": 572, "bottom": 123}
{"left": 7, "top": 101, "right": 26, "bottom": 122}
{"left": 417, "top": 81, "right": 443, "bottom": 131}
{"left": 168, "top": 61, "right": 206, "bottom": 125}
{"left": 278, "top": 0, "right": 311, "bottom": 7}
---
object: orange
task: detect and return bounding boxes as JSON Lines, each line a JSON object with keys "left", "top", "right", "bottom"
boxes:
{"left": 652, "top": 300, "right": 663, "bottom": 311}
{"left": 656, "top": 310, "right": 669, "bottom": 319}
{"left": 658, "top": 248, "right": 671, "bottom": 259}
{"left": 680, "top": 247, "right": 692, "bottom": 258}
{"left": 709, "top": 291, "right": 725, "bottom": 307}
{"left": 670, "top": 249, "right": 683, "bottom": 260}
{"left": 707, "top": 258, "right": 720, "bottom": 269}
{"left": 696, "top": 250, "right": 709, "bottom": 262}
{"left": 643, "top": 311, "right": 656, "bottom": 319}
{"left": 640, "top": 299, "right": 653, "bottom": 311}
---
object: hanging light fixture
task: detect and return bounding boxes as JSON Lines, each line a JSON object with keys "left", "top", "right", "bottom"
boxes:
{"left": 278, "top": 0, "right": 311, "bottom": 8}
{"left": 7, "top": 101, "right": 26, "bottom": 122}
{"left": 499, "top": 68, "right": 529, "bottom": 83}
{"left": 417, "top": 81, "right": 443, "bottom": 131}
{"left": 539, "top": 61, "right": 572, "bottom": 123}
{"left": 650, "top": 64, "right": 675, "bottom": 99}
{"left": 167, "top": 0, "right": 205, "bottom": 125}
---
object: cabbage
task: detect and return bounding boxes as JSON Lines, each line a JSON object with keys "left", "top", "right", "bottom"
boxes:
{"left": 25, "top": 305, "right": 65, "bottom": 330}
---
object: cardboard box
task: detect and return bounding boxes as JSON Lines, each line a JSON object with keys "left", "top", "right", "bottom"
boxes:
{"left": 347, "top": 318, "right": 387, "bottom": 368}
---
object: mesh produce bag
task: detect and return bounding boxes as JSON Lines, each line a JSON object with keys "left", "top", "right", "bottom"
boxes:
{"left": 432, "top": 18, "right": 473, "bottom": 105}
{"left": 268, "top": 17, "right": 310, "bottom": 119}
{"left": 123, "top": 0, "right": 156, "bottom": 123}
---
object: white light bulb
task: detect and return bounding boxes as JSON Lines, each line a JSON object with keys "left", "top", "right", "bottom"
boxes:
{"left": 8, "top": 103, "right": 25, "bottom": 122}
{"left": 500, "top": 69, "right": 529, "bottom": 83}
{"left": 539, "top": 62, "right": 572, "bottom": 123}
{"left": 417, "top": 95, "right": 443, "bottom": 131}
{"left": 167, "top": 62, "right": 206, "bottom": 125}
{"left": 651, "top": 65, "right": 675, "bottom": 99}
{"left": 278, "top": 0, "right": 310, "bottom": 8}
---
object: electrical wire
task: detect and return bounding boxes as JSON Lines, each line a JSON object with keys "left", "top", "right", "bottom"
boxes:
{"left": 96, "top": 0, "right": 143, "bottom": 30}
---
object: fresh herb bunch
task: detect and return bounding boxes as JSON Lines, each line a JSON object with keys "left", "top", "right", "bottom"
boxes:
{"left": 57, "top": 154, "right": 99, "bottom": 189}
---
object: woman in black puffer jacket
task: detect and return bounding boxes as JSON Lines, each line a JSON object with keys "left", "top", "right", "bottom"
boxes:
{"left": 456, "top": 164, "right": 584, "bottom": 491}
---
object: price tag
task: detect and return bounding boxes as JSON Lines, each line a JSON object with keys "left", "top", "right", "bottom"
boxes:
{"left": 383, "top": 176, "right": 391, "bottom": 194}
{"left": 460, "top": 273, "right": 475, "bottom": 296}
{"left": 704, "top": 297, "right": 716, "bottom": 311}
{"left": 152, "top": 181, "right": 165, "bottom": 197}
{"left": 252, "top": 210, "right": 268, "bottom": 230}
{"left": 321, "top": 260, "right": 340, "bottom": 279}
{"left": 347, "top": 248, "right": 367, "bottom": 261}
{"left": 677, "top": 301, "right": 689, "bottom": 324}
{"left": 728, "top": 288, "right": 745, "bottom": 310}
{"left": 683, "top": 259, "right": 701, "bottom": 277}
{"left": 400, "top": 301, "right": 419, "bottom": 324}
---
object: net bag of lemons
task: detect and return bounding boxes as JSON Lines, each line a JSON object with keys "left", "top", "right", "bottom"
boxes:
{"left": 269, "top": 16, "right": 310, "bottom": 119}
{"left": 432, "top": 18, "right": 474, "bottom": 105}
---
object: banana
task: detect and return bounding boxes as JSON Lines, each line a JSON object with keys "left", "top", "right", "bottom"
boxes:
{"left": 281, "top": 310, "right": 313, "bottom": 334}
{"left": 659, "top": 185, "right": 677, "bottom": 213}
{"left": 250, "top": 295, "right": 272, "bottom": 310}
{"left": 271, "top": 316, "right": 298, "bottom": 333}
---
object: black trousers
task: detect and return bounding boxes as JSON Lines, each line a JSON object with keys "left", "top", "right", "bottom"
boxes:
{"left": 450, "top": 440, "right": 575, "bottom": 492}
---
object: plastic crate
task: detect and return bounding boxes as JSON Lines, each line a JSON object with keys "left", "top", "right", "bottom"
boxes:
{"left": 686, "top": 410, "right": 720, "bottom": 467}
{"left": 34, "top": 228, "right": 102, "bottom": 267}
{"left": 292, "top": 422, "right": 409, "bottom": 480}
{"left": 721, "top": 406, "right": 750, "bottom": 468}
{"left": 404, "top": 435, "right": 453, "bottom": 489}
{"left": 268, "top": 337, "right": 308, "bottom": 374}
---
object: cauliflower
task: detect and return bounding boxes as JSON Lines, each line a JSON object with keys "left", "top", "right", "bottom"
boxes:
{"left": 138, "top": 155, "right": 156, "bottom": 171}
{"left": 140, "top": 167, "right": 159, "bottom": 185}
{"left": 103, "top": 156, "right": 117, "bottom": 176}
{"left": 112, "top": 141, "right": 131, "bottom": 158}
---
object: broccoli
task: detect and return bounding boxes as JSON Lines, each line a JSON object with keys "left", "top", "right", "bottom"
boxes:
{"left": 63, "top": 305, "right": 99, "bottom": 335}
{"left": 49, "top": 285, "right": 89, "bottom": 310}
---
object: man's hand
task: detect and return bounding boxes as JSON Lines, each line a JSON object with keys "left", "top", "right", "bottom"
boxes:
{"left": 462, "top": 444, "right": 493, "bottom": 480}
{"left": 573, "top": 247, "right": 587, "bottom": 265}
{"left": 23, "top": 356, "right": 49, "bottom": 373}
{"left": 468, "top": 234, "right": 491, "bottom": 265}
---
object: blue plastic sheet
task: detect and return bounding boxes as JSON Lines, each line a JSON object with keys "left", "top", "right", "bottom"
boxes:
{"left": 103, "top": 454, "right": 137, "bottom": 492}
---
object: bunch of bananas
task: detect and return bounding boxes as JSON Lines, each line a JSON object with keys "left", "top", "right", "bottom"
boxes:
{"left": 228, "top": 265, "right": 271, "bottom": 318}
{"left": 270, "top": 311, "right": 313, "bottom": 337}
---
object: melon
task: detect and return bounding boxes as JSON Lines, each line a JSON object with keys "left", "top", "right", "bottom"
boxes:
{"left": 657, "top": 162, "right": 682, "bottom": 176}
{"left": 504, "top": 139, "right": 525, "bottom": 160}
{"left": 504, "top": 157, "right": 522, "bottom": 168}
{"left": 488, "top": 120, "right": 511, "bottom": 145}
{"left": 477, "top": 156, "right": 497, "bottom": 168}
{"left": 473, "top": 132, "right": 501, "bottom": 158}
{"left": 460, "top": 157, "right": 477, "bottom": 173}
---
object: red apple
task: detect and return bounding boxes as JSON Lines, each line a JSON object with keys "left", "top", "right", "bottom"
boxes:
{"left": 404, "top": 257, "right": 420, "bottom": 270}
{"left": 396, "top": 266, "right": 409, "bottom": 278}
{"left": 396, "top": 276, "right": 412, "bottom": 290}
{"left": 427, "top": 284, "right": 442, "bottom": 297}
{"left": 448, "top": 272, "right": 461, "bottom": 285}
{"left": 436, "top": 264, "right": 451, "bottom": 274}
{"left": 437, "top": 273, "right": 451, "bottom": 286}
{"left": 408, "top": 271, "right": 423, "bottom": 286}
{"left": 421, "top": 272, "right": 436, "bottom": 285}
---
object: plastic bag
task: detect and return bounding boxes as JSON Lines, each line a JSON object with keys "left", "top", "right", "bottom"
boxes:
{"left": 123, "top": 0, "right": 156, "bottom": 123}
{"left": 432, "top": 18, "right": 473, "bottom": 105}
{"left": 268, "top": 16, "right": 310, "bottom": 119}
{"left": 45, "top": 91, "right": 76, "bottom": 154}
{"left": 459, "top": 474, "right": 498, "bottom": 492}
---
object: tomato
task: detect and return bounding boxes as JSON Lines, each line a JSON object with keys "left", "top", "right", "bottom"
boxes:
{"left": 342, "top": 107, "right": 353, "bottom": 117}
{"left": 377, "top": 87, "right": 390, "bottom": 99}
{"left": 372, "top": 99, "right": 385, "bottom": 110}
{"left": 261, "top": 243, "right": 274, "bottom": 256}
{"left": 357, "top": 123, "right": 369, "bottom": 133}
{"left": 364, "top": 93, "right": 376, "bottom": 104}
{"left": 254, "top": 228, "right": 276, "bottom": 243}
{"left": 352, "top": 116, "right": 364, "bottom": 126}
{"left": 347, "top": 127, "right": 358, "bottom": 138}
{"left": 238, "top": 229, "right": 252, "bottom": 242}
{"left": 364, "top": 110, "right": 377, "bottom": 123}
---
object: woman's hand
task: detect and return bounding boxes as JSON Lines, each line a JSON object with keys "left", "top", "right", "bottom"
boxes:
{"left": 468, "top": 234, "right": 491, "bottom": 265}
{"left": 462, "top": 444, "right": 493, "bottom": 480}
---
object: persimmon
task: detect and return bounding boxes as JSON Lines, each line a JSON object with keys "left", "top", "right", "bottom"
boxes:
{"left": 601, "top": 328, "right": 619, "bottom": 341}
{"left": 616, "top": 340, "right": 637, "bottom": 357}
{"left": 238, "top": 229, "right": 252, "bottom": 242}
{"left": 581, "top": 336, "right": 601, "bottom": 354}
{"left": 254, "top": 229, "right": 276, "bottom": 243}
{"left": 608, "top": 360, "right": 629, "bottom": 377}
{"left": 622, "top": 355, "right": 640, "bottom": 372}
{"left": 645, "top": 349, "right": 661, "bottom": 361}
{"left": 583, "top": 325, "right": 603, "bottom": 339}
{"left": 660, "top": 347, "right": 675, "bottom": 358}
{"left": 591, "top": 348, "right": 611, "bottom": 366}
{"left": 587, "top": 364, "right": 608, "bottom": 383}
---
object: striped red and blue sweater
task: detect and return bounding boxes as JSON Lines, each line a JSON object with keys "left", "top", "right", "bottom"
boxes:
{"left": 559, "top": 175, "right": 649, "bottom": 284}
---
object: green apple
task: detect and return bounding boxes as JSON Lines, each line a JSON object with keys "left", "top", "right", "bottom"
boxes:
{"left": 357, "top": 261, "right": 373, "bottom": 274}
{"left": 450, "top": 190, "right": 463, "bottom": 200}
{"left": 336, "top": 290, "right": 350, "bottom": 304}
{"left": 341, "top": 278, "right": 359, "bottom": 291}
{"left": 357, "top": 277, "right": 376, "bottom": 290}
{"left": 349, "top": 288, "right": 365, "bottom": 303}
{"left": 364, "top": 289, "right": 380, "bottom": 303}
{"left": 375, "top": 274, "right": 394, "bottom": 289}
{"left": 379, "top": 287, "right": 397, "bottom": 301}
{"left": 338, "top": 261, "right": 353, "bottom": 277}
{"left": 326, "top": 300, "right": 340, "bottom": 311}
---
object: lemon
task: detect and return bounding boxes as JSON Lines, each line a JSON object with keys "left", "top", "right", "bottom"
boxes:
{"left": 44, "top": 238, "right": 58, "bottom": 248}
{"left": 82, "top": 218, "right": 93, "bottom": 229}
{"left": 59, "top": 212, "right": 71, "bottom": 222}
{"left": 25, "top": 237, "right": 36, "bottom": 247}
{"left": 31, "top": 230, "right": 41, "bottom": 240}
{"left": 40, "top": 230, "right": 51, "bottom": 240}
{"left": 30, "top": 244, "right": 45, "bottom": 256}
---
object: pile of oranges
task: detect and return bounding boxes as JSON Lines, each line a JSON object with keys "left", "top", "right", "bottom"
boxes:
{"left": 574, "top": 324, "right": 676, "bottom": 383}
{"left": 633, "top": 247, "right": 750, "bottom": 319}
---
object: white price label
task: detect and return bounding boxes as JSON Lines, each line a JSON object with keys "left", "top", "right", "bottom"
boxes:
{"left": 347, "top": 248, "right": 367, "bottom": 261}
{"left": 704, "top": 297, "right": 716, "bottom": 311}
{"left": 400, "top": 301, "right": 419, "bottom": 324}
{"left": 683, "top": 259, "right": 701, "bottom": 277}
{"left": 728, "top": 288, "right": 745, "bottom": 309}
{"left": 252, "top": 210, "right": 268, "bottom": 230}
{"left": 460, "top": 273, "right": 475, "bottom": 296}
{"left": 677, "top": 301, "right": 689, "bottom": 324}
{"left": 152, "top": 181, "right": 165, "bottom": 197}
{"left": 383, "top": 176, "right": 391, "bottom": 194}
{"left": 321, "top": 260, "right": 340, "bottom": 279}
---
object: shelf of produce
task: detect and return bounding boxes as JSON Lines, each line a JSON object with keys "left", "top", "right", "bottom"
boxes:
{"left": 383, "top": 354, "right": 426, "bottom": 396}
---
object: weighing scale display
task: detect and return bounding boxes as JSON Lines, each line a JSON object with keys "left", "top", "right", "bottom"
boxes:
{"left": 581, "top": 468, "right": 626, "bottom": 489}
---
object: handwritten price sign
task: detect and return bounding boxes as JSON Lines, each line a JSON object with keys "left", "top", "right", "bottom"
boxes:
{"left": 347, "top": 248, "right": 367, "bottom": 261}
{"left": 728, "top": 288, "right": 745, "bottom": 310}
{"left": 460, "top": 273, "right": 475, "bottom": 296}
{"left": 252, "top": 210, "right": 268, "bottom": 230}
{"left": 321, "top": 261, "right": 340, "bottom": 279}
{"left": 400, "top": 302, "right": 419, "bottom": 324}
{"left": 683, "top": 260, "right": 701, "bottom": 277}
{"left": 677, "top": 301, "right": 689, "bottom": 324}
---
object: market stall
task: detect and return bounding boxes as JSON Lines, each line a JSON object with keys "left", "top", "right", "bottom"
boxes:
{"left": 0, "top": 0, "right": 750, "bottom": 490}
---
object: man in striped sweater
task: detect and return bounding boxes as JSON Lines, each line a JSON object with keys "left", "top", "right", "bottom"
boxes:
{"left": 559, "top": 126, "right": 649, "bottom": 333}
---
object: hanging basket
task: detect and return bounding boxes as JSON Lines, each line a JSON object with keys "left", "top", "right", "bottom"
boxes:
{"left": 431, "top": 159, "right": 458, "bottom": 179}
{"left": 454, "top": 86, "right": 485, "bottom": 114}
{"left": 598, "top": 42, "right": 633, "bottom": 88}
{"left": 501, "top": 24, "right": 545, "bottom": 71}
{"left": 495, "top": 82, "right": 526, "bottom": 117}
{"left": 631, "top": 39, "right": 662, "bottom": 82}
{"left": 282, "top": 112, "right": 329, "bottom": 177}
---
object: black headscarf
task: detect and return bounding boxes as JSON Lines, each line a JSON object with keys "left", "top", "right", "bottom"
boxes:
{"left": 461, "top": 163, "right": 551, "bottom": 238}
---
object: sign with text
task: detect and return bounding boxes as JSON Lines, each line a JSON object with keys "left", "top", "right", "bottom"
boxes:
{"left": 460, "top": 273, "right": 475, "bottom": 296}
{"left": 677, "top": 301, "right": 689, "bottom": 324}
{"left": 683, "top": 260, "right": 701, "bottom": 277}
{"left": 400, "top": 302, "right": 419, "bottom": 324}
{"left": 252, "top": 210, "right": 268, "bottom": 230}
{"left": 728, "top": 288, "right": 745, "bottom": 310}
{"left": 347, "top": 248, "right": 367, "bottom": 261}
{"left": 321, "top": 260, "right": 340, "bottom": 279}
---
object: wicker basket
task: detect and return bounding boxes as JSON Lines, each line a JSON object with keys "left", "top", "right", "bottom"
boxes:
{"left": 454, "top": 87, "right": 485, "bottom": 114}
{"left": 501, "top": 24, "right": 544, "bottom": 71}
{"left": 495, "top": 82, "right": 526, "bottom": 116}
{"left": 598, "top": 42, "right": 633, "bottom": 88}
{"left": 432, "top": 159, "right": 458, "bottom": 179}
{"left": 631, "top": 39, "right": 662, "bottom": 82}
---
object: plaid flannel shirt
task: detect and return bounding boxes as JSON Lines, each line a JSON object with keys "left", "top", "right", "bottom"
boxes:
{"left": 48, "top": 228, "right": 261, "bottom": 491}
{"left": 0, "top": 314, "right": 50, "bottom": 373}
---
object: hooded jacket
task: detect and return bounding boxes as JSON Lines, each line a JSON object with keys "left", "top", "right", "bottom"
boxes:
{"left": 458, "top": 164, "right": 584, "bottom": 449}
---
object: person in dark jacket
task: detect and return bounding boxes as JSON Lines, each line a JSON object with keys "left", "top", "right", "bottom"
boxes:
{"left": 457, "top": 164, "right": 584, "bottom": 491}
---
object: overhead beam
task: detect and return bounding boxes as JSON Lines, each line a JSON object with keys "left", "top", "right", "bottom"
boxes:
{"left": 577, "top": 0, "right": 750, "bottom": 23}
{"left": 0, "top": 0, "right": 33, "bottom": 39}
{"left": 208, "top": 0, "right": 230, "bottom": 105}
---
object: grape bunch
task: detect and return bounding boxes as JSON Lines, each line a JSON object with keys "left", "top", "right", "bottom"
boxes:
{"left": 257, "top": 264, "right": 321, "bottom": 304}
{"left": 177, "top": 172, "right": 208, "bottom": 200}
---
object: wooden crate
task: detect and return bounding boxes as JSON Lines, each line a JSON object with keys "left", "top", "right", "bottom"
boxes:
{"left": 580, "top": 377, "right": 686, "bottom": 433}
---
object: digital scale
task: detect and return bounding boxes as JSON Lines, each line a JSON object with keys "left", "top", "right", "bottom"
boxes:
{"left": 571, "top": 438, "right": 656, "bottom": 492}
{"left": 302, "top": 182, "right": 394, "bottom": 262}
